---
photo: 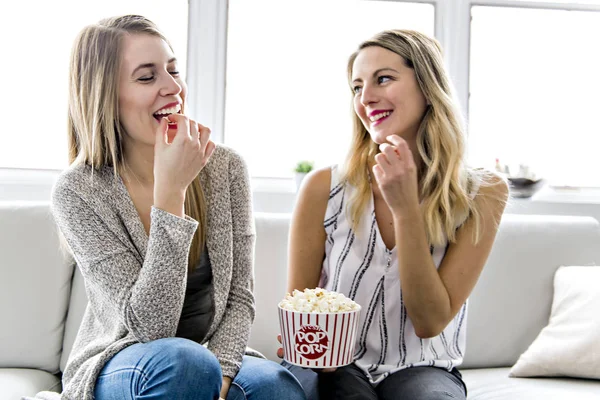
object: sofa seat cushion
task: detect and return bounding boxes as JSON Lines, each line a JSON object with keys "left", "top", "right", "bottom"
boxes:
{"left": 0, "top": 368, "right": 61, "bottom": 400}
{"left": 0, "top": 203, "right": 74, "bottom": 373}
{"left": 462, "top": 368, "right": 600, "bottom": 399}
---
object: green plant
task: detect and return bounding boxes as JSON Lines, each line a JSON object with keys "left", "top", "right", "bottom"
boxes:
{"left": 294, "top": 160, "right": 314, "bottom": 173}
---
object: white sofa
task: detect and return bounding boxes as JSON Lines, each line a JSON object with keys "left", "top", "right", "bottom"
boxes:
{"left": 1, "top": 202, "right": 600, "bottom": 399}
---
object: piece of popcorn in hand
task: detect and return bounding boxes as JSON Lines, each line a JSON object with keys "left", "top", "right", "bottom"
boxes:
{"left": 279, "top": 288, "right": 360, "bottom": 313}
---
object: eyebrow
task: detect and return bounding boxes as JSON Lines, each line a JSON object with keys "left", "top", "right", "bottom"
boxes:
{"left": 132, "top": 57, "right": 177, "bottom": 76}
{"left": 352, "top": 67, "right": 399, "bottom": 84}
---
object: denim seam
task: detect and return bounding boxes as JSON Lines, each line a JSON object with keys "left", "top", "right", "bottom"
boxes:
{"left": 231, "top": 381, "right": 248, "bottom": 400}
{"left": 98, "top": 366, "right": 149, "bottom": 385}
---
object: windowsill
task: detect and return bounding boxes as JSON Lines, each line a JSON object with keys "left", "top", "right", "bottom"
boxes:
{"left": 0, "top": 167, "right": 61, "bottom": 185}
{"left": 0, "top": 169, "right": 299, "bottom": 193}
{"left": 513, "top": 184, "right": 600, "bottom": 205}
{"left": 4, "top": 169, "right": 600, "bottom": 212}
{"left": 251, "top": 177, "right": 298, "bottom": 194}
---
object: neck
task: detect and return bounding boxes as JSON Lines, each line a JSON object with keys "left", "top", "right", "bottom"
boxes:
{"left": 121, "top": 140, "right": 155, "bottom": 187}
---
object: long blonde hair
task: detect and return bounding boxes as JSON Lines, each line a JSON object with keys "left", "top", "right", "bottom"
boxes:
{"left": 343, "top": 29, "right": 492, "bottom": 246}
{"left": 67, "top": 15, "right": 206, "bottom": 270}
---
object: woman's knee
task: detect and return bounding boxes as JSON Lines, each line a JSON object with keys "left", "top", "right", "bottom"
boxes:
{"left": 378, "top": 367, "right": 466, "bottom": 400}
{"left": 95, "top": 338, "right": 222, "bottom": 399}
{"left": 263, "top": 363, "right": 305, "bottom": 397}
{"left": 234, "top": 357, "right": 306, "bottom": 400}
{"left": 152, "top": 337, "right": 221, "bottom": 380}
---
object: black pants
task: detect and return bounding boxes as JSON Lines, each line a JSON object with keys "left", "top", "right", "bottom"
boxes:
{"left": 282, "top": 361, "right": 467, "bottom": 400}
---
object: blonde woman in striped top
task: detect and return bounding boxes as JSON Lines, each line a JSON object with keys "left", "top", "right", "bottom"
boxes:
{"left": 282, "top": 29, "right": 508, "bottom": 400}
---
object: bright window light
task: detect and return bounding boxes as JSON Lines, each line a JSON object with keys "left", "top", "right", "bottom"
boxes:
{"left": 469, "top": 6, "right": 600, "bottom": 187}
{"left": 225, "top": 0, "right": 434, "bottom": 178}
{"left": 0, "top": 0, "right": 187, "bottom": 170}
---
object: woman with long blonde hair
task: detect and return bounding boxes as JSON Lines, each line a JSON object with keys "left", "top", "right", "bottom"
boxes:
{"left": 46, "top": 14, "right": 305, "bottom": 400}
{"left": 282, "top": 29, "right": 508, "bottom": 399}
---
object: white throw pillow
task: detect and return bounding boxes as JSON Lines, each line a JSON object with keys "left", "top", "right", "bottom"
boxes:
{"left": 510, "top": 266, "right": 600, "bottom": 380}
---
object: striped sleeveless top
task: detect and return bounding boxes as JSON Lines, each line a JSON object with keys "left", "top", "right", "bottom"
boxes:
{"left": 320, "top": 166, "right": 479, "bottom": 385}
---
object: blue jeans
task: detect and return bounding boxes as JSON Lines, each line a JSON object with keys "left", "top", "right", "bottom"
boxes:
{"left": 282, "top": 360, "right": 466, "bottom": 400}
{"left": 94, "top": 338, "right": 306, "bottom": 400}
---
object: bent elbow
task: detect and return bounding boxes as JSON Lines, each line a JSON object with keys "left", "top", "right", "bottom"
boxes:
{"left": 414, "top": 324, "right": 445, "bottom": 339}
{"left": 124, "top": 309, "right": 177, "bottom": 343}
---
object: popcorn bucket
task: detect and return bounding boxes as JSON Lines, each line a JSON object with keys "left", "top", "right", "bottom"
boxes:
{"left": 278, "top": 306, "right": 361, "bottom": 368}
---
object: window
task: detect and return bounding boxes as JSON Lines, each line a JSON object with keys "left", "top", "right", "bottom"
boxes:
{"left": 0, "top": 0, "right": 187, "bottom": 170}
{"left": 224, "top": 0, "right": 434, "bottom": 178}
{"left": 469, "top": 5, "right": 600, "bottom": 186}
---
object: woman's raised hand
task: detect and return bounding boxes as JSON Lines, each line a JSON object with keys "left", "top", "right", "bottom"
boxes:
{"left": 153, "top": 114, "right": 215, "bottom": 216}
{"left": 372, "top": 134, "right": 420, "bottom": 217}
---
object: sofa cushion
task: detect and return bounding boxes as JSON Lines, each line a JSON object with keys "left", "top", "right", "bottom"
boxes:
{"left": 248, "top": 212, "right": 292, "bottom": 361}
{"left": 462, "top": 214, "right": 600, "bottom": 369}
{"left": 462, "top": 368, "right": 600, "bottom": 400}
{"left": 0, "top": 202, "right": 74, "bottom": 374}
{"left": 509, "top": 266, "right": 600, "bottom": 379}
{"left": 0, "top": 368, "right": 61, "bottom": 400}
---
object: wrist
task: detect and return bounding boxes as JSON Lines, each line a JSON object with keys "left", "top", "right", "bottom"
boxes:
{"left": 392, "top": 208, "right": 422, "bottom": 225}
{"left": 154, "top": 189, "right": 186, "bottom": 218}
{"left": 220, "top": 376, "right": 232, "bottom": 399}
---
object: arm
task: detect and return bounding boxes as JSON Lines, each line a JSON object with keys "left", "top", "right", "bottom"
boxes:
{"left": 373, "top": 135, "right": 508, "bottom": 338}
{"left": 50, "top": 178, "right": 197, "bottom": 342}
{"left": 206, "top": 151, "right": 256, "bottom": 381}
{"left": 395, "top": 176, "right": 508, "bottom": 338}
{"left": 287, "top": 167, "right": 331, "bottom": 293}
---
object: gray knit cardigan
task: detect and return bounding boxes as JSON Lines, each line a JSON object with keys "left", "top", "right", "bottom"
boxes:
{"left": 49, "top": 145, "right": 256, "bottom": 400}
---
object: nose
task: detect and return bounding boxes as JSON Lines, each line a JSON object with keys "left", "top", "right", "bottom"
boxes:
{"left": 360, "top": 83, "right": 378, "bottom": 107}
{"left": 159, "top": 73, "right": 182, "bottom": 97}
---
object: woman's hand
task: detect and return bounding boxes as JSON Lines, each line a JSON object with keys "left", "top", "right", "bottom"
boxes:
{"left": 220, "top": 376, "right": 231, "bottom": 399}
{"left": 153, "top": 114, "right": 215, "bottom": 216}
{"left": 372, "top": 134, "right": 420, "bottom": 218}
{"left": 277, "top": 334, "right": 284, "bottom": 359}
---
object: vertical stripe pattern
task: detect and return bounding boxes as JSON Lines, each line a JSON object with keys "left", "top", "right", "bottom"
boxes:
{"left": 320, "top": 166, "right": 474, "bottom": 384}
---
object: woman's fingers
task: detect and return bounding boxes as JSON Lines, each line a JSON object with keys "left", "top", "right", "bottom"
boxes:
{"left": 276, "top": 334, "right": 284, "bottom": 359}
{"left": 155, "top": 117, "right": 169, "bottom": 147}
{"left": 385, "top": 134, "right": 404, "bottom": 147}
{"left": 197, "top": 123, "right": 211, "bottom": 151}
{"left": 374, "top": 153, "right": 390, "bottom": 170}
{"left": 372, "top": 164, "right": 384, "bottom": 183}
{"left": 205, "top": 140, "right": 216, "bottom": 161}
{"left": 384, "top": 135, "right": 416, "bottom": 170}
{"left": 163, "top": 113, "right": 192, "bottom": 145}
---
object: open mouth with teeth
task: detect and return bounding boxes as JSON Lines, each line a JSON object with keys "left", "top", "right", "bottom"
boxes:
{"left": 369, "top": 110, "right": 392, "bottom": 126}
{"left": 153, "top": 103, "right": 182, "bottom": 125}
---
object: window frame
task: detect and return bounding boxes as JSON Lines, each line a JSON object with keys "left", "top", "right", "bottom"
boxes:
{"left": 3, "top": 0, "right": 600, "bottom": 203}
{"left": 191, "top": 0, "right": 600, "bottom": 201}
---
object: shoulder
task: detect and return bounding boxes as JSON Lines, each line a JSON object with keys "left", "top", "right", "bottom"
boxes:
{"left": 205, "top": 144, "right": 248, "bottom": 176}
{"left": 51, "top": 163, "right": 114, "bottom": 205}
{"left": 467, "top": 169, "right": 509, "bottom": 221}
{"left": 297, "top": 166, "right": 333, "bottom": 206}
{"left": 470, "top": 169, "right": 508, "bottom": 202}
{"left": 211, "top": 143, "right": 245, "bottom": 165}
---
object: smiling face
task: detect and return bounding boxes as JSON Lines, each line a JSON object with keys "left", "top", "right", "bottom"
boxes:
{"left": 351, "top": 46, "right": 428, "bottom": 145}
{"left": 118, "top": 33, "right": 186, "bottom": 147}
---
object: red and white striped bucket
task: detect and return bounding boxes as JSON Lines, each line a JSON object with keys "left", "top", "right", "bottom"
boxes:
{"left": 278, "top": 306, "right": 361, "bottom": 368}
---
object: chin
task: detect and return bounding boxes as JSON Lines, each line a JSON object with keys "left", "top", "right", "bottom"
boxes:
{"left": 368, "top": 130, "right": 390, "bottom": 145}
